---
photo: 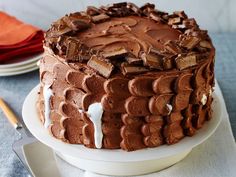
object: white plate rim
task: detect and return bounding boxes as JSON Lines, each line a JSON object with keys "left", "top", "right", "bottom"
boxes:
{"left": 0, "top": 66, "right": 38, "bottom": 76}
{"left": 0, "top": 53, "right": 42, "bottom": 69}
{"left": 22, "top": 84, "right": 222, "bottom": 162}
{"left": 0, "top": 61, "right": 38, "bottom": 72}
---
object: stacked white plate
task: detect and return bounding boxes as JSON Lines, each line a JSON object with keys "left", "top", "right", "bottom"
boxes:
{"left": 0, "top": 53, "right": 42, "bottom": 76}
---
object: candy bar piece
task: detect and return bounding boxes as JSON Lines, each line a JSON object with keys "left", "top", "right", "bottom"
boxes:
{"left": 120, "top": 62, "right": 149, "bottom": 75}
{"left": 173, "top": 11, "right": 188, "bottom": 19}
{"left": 164, "top": 41, "right": 182, "bottom": 55}
{"left": 112, "top": 2, "right": 127, "bottom": 7}
{"left": 183, "top": 18, "right": 198, "bottom": 28}
{"left": 126, "top": 55, "right": 143, "bottom": 65}
{"left": 149, "top": 11, "right": 163, "bottom": 22}
{"left": 47, "top": 20, "right": 72, "bottom": 37}
{"left": 105, "top": 2, "right": 130, "bottom": 17}
{"left": 196, "top": 52, "right": 210, "bottom": 62}
{"left": 86, "top": 6, "right": 101, "bottom": 16}
{"left": 65, "top": 38, "right": 80, "bottom": 60}
{"left": 102, "top": 48, "right": 128, "bottom": 59}
{"left": 92, "top": 14, "right": 110, "bottom": 23}
{"left": 199, "top": 40, "right": 212, "bottom": 49}
{"left": 87, "top": 55, "right": 114, "bottom": 78}
{"left": 141, "top": 53, "right": 163, "bottom": 70}
{"left": 52, "top": 27, "right": 71, "bottom": 37}
{"left": 175, "top": 54, "right": 197, "bottom": 70}
{"left": 140, "top": 3, "right": 155, "bottom": 15}
{"left": 149, "top": 47, "right": 166, "bottom": 56}
{"left": 63, "top": 13, "right": 90, "bottom": 31}
{"left": 64, "top": 37, "right": 92, "bottom": 62}
{"left": 140, "top": 3, "right": 155, "bottom": 11}
{"left": 127, "top": 2, "right": 141, "bottom": 14}
{"left": 168, "top": 17, "right": 181, "bottom": 25}
{"left": 163, "top": 57, "right": 174, "bottom": 69}
{"left": 180, "top": 36, "right": 200, "bottom": 49}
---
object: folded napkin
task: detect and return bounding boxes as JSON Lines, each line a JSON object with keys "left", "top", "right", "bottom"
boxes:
{"left": 0, "top": 11, "right": 44, "bottom": 63}
{"left": 55, "top": 82, "right": 236, "bottom": 177}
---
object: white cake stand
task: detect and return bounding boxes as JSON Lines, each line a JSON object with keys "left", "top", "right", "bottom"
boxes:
{"left": 22, "top": 85, "right": 222, "bottom": 176}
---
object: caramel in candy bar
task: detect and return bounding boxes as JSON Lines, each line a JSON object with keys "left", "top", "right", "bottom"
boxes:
{"left": 168, "top": 17, "right": 181, "bottom": 25}
{"left": 180, "top": 36, "right": 200, "bottom": 49}
{"left": 86, "top": 6, "right": 101, "bottom": 16}
{"left": 149, "top": 11, "right": 163, "bottom": 23}
{"left": 141, "top": 52, "right": 163, "bottom": 70}
{"left": 120, "top": 62, "right": 149, "bottom": 75}
{"left": 199, "top": 40, "right": 212, "bottom": 49}
{"left": 175, "top": 54, "right": 197, "bottom": 70}
{"left": 63, "top": 14, "right": 90, "bottom": 31}
{"left": 127, "top": 2, "right": 141, "bottom": 14}
{"left": 87, "top": 55, "right": 114, "bottom": 78}
{"left": 164, "top": 41, "right": 182, "bottom": 55}
{"left": 66, "top": 38, "right": 80, "bottom": 60}
{"left": 92, "top": 14, "right": 110, "bottom": 23}
{"left": 126, "top": 56, "right": 143, "bottom": 65}
{"left": 102, "top": 48, "right": 128, "bottom": 59}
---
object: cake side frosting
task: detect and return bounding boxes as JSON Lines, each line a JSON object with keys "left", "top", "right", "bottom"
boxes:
{"left": 38, "top": 2, "right": 215, "bottom": 151}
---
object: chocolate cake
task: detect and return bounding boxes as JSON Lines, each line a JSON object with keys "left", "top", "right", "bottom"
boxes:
{"left": 38, "top": 2, "right": 215, "bottom": 151}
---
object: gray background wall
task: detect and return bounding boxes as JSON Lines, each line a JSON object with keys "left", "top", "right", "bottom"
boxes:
{"left": 0, "top": 0, "right": 235, "bottom": 32}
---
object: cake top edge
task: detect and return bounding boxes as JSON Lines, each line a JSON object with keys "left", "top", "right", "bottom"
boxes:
{"left": 44, "top": 2, "right": 214, "bottom": 78}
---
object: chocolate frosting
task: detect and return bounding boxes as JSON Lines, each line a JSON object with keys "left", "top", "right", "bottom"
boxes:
{"left": 78, "top": 16, "right": 180, "bottom": 54}
{"left": 44, "top": 2, "right": 214, "bottom": 78}
{"left": 38, "top": 2, "right": 216, "bottom": 151}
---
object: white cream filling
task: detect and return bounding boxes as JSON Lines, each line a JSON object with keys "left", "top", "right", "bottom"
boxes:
{"left": 166, "top": 104, "right": 173, "bottom": 115}
{"left": 209, "top": 88, "right": 213, "bottom": 96}
{"left": 87, "top": 103, "right": 104, "bottom": 149}
{"left": 43, "top": 85, "right": 53, "bottom": 128}
{"left": 201, "top": 94, "right": 208, "bottom": 105}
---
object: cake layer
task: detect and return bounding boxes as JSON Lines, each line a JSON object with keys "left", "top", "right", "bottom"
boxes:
{"left": 38, "top": 2, "right": 215, "bottom": 151}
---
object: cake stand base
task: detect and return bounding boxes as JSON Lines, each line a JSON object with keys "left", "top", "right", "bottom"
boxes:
{"left": 55, "top": 149, "right": 191, "bottom": 176}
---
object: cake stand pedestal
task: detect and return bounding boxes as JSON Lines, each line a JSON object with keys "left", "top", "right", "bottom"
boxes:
{"left": 22, "top": 85, "right": 222, "bottom": 176}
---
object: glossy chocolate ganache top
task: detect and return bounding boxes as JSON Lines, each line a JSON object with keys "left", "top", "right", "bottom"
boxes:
{"left": 44, "top": 2, "right": 214, "bottom": 78}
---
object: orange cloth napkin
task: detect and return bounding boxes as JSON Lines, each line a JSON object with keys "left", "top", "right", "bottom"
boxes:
{"left": 0, "top": 11, "right": 44, "bottom": 63}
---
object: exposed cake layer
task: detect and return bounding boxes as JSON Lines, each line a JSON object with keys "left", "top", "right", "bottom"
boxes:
{"left": 38, "top": 2, "right": 215, "bottom": 151}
